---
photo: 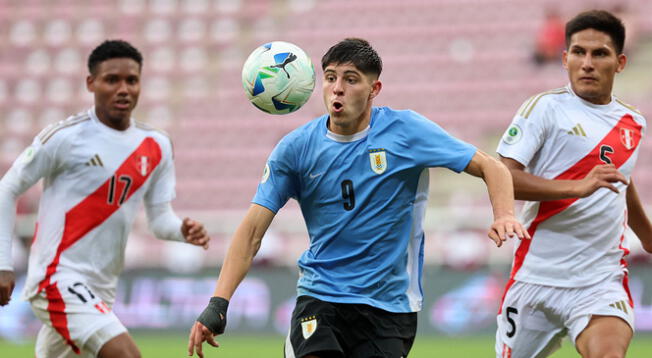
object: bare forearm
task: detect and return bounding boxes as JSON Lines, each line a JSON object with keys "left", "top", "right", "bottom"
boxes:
{"left": 510, "top": 170, "right": 580, "bottom": 201}
{"left": 213, "top": 205, "right": 273, "bottom": 299}
{"left": 482, "top": 158, "right": 515, "bottom": 219}
{"left": 626, "top": 181, "right": 652, "bottom": 252}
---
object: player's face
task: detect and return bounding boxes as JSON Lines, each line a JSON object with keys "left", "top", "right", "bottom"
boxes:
{"left": 563, "top": 28, "right": 626, "bottom": 105}
{"left": 87, "top": 58, "right": 141, "bottom": 130}
{"left": 322, "top": 62, "right": 381, "bottom": 135}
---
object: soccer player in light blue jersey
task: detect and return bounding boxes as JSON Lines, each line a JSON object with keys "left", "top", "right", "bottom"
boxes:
{"left": 189, "top": 38, "right": 529, "bottom": 358}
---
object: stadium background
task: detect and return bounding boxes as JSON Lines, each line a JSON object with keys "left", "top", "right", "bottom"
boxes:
{"left": 1, "top": 0, "right": 652, "bottom": 356}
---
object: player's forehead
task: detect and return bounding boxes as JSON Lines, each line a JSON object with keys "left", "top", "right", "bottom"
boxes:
{"left": 568, "top": 28, "right": 617, "bottom": 52}
{"left": 323, "top": 62, "right": 363, "bottom": 76}
{"left": 94, "top": 58, "right": 141, "bottom": 76}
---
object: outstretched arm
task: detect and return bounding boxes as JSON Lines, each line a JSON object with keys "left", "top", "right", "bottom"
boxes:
{"left": 188, "top": 203, "right": 275, "bottom": 357}
{"left": 464, "top": 150, "right": 530, "bottom": 246}
{"left": 499, "top": 156, "right": 628, "bottom": 201}
{"left": 626, "top": 179, "right": 652, "bottom": 253}
{"left": 145, "top": 202, "right": 210, "bottom": 249}
{"left": 0, "top": 172, "right": 20, "bottom": 306}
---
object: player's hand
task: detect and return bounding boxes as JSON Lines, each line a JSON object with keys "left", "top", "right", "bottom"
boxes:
{"left": 181, "top": 218, "right": 210, "bottom": 250}
{"left": 188, "top": 297, "right": 229, "bottom": 357}
{"left": 488, "top": 215, "right": 530, "bottom": 247}
{"left": 0, "top": 270, "right": 16, "bottom": 306}
{"left": 576, "top": 164, "right": 628, "bottom": 197}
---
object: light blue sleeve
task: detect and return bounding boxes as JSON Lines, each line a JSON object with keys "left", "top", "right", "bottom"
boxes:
{"left": 252, "top": 134, "right": 300, "bottom": 213}
{"left": 407, "top": 111, "right": 477, "bottom": 172}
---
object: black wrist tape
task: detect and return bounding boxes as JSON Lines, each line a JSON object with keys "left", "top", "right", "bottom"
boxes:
{"left": 197, "top": 296, "right": 229, "bottom": 334}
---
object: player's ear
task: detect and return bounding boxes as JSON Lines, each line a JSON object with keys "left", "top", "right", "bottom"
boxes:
{"left": 616, "top": 53, "right": 627, "bottom": 73}
{"left": 369, "top": 80, "right": 382, "bottom": 100}
{"left": 562, "top": 50, "right": 569, "bottom": 70}
{"left": 86, "top": 75, "right": 95, "bottom": 93}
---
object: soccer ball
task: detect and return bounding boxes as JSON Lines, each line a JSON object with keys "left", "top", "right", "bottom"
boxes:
{"left": 241, "top": 41, "right": 315, "bottom": 115}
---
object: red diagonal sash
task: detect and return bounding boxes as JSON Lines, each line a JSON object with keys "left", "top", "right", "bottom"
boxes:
{"left": 499, "top": 114, "right": 641, "bottom": 313}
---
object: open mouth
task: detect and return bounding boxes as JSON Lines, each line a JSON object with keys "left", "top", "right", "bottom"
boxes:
{"left": 332, "top": 101, "right": 343, "bottom": 112}
{"left": 114, "top": 100, "right": 131, "bottom": 110}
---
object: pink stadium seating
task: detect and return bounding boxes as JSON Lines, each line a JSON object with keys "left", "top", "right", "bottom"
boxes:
{"left": 1, "top": 0, "right": 652, "bottom": 212}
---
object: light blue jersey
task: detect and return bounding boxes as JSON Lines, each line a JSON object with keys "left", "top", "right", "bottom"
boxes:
{"left": 253, "top": 107, "right": 476, "bottom": 313}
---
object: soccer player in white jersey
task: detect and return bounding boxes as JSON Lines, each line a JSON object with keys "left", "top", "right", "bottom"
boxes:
{"left": 187, "top": 38, "right": 529, "bottom": 358}
{"left": 495, "top": 10, "right": 652, "bottom": 358}
{"left": 0, "top": 40, "right": 210, "bottom": 358}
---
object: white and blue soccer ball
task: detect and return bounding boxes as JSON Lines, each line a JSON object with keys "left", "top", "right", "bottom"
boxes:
{"left": 241, "top": 41, "right": 315, "bottom": 115}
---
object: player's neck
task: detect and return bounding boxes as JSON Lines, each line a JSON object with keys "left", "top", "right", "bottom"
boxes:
{"left": 96, "top": 111, "right": 131, "bottom": 131}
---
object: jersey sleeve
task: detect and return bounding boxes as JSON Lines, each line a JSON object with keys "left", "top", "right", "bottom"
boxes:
{"left": 144, "top": 136, "right": 176, "bottom": 205}
{"left": 252, "top": 135, "right": 300, "bottom": 213}
{"left": 0, "top": 133, "right": 65, "bottom": 270}
{"left": 496, "top": 97, "right": 550, "bottom": 167}
{"left": 408, "top": 111, "right": 477, "bottom": 172}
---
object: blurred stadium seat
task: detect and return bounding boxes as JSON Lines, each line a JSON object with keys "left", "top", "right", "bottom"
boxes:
{"left": 1, "top": 0, "right": 651, "bottom": 268}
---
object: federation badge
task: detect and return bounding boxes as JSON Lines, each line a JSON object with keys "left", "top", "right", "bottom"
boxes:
{"left": 620, "top": 127, "right": 636, "bottom": 150}
{"left": 301, "top": 316, "right": 317, "bottom": 339}
{"left": 369, "top": 149, "right": 387, "bottom": 175}
{"left": 502, "top": 124, "right": 522, "bottom": 145}
{"left": 137, "top": 156, "right": 150, "bottom": 176}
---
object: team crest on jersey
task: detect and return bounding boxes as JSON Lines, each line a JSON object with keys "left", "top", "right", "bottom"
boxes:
{"left": 300, "top": 315, "right": 317, "bottom": 339}
{"left": 137, "top": 156, "right": 150, "bottom": 176}
{"left": 620, "top": 128, "right": 636, "bottom": 150}
{"left": 369, "top": 148, "right": 387, "bottom": 175}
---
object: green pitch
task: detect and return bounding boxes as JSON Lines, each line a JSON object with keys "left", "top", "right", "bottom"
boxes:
{"left": 2, "top": 334, "right": 652, "bottom": 357}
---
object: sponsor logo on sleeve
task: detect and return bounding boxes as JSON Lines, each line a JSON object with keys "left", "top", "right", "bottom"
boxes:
{"left": 502, "top": 125, "right": 522, "bottom": 145}
{"left": 20, "top": 146, "right": 37, "bottom": 164}
{"left": 261, "top": 163, "right": 270, "bottom": 183}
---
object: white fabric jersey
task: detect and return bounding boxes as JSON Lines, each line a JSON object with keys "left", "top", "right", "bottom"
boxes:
{"left": 497, "top": 85, "right": 646, "bottom": 288}
{"left": 1, "top": 108, "right": 175, "bottom": 304}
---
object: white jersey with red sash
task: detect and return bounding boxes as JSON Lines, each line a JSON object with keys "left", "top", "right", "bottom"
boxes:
{"left": 497, "top": 85, "right": 645, "bottom": 301}
{"left": 15, "top": 108, "right": 175, "bottom": 305}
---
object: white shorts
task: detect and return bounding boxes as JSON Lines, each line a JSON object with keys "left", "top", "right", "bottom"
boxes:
{"left": 495, "top": 273, "right": 634, "bottom": 358}
{"left": 30, "top": 279, "right": 127, "bottom": 357}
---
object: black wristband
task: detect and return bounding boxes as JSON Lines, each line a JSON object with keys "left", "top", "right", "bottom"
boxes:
{"left": 197, "top": 297, "right": 229, "bottom": 334}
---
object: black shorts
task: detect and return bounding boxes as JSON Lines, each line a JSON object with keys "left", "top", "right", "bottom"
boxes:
{"left": 285, "top": 295, "right": 417, "bottom": 358}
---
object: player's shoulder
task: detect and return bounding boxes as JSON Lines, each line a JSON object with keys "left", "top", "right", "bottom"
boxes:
{"left": 613, "top": 96, "right": 645, "bottom": 118}
{"left": 516, "top": 87, "right": 571, "bottom": 119}
{"left": 134, "top": 121, "right": 174, "bottom": 146}
{"left": 37, "top": 110, "right": 92, "bottom": 145}
{"left": 284, "top": 113, "right": 327, "bottom": 144}
{"left": 372, "top": 107, "right": 430, "bottom": 130}
{"left": 374, "top": 106, "right": 421, "bottom": 120}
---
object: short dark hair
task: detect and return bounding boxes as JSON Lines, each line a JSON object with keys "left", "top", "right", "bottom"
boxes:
{"left": 321, "top": 38, "right": 382, "bottom": 79}
{"left": 565, "top": 10, "right": 626, "bottom": 54}
{"left": 87, "top": 40, "right": 143, "bottom": 75}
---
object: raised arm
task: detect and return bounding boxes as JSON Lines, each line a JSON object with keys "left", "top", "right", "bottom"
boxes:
{"left": 188, "top": 203, "right": 276, "bottom": 357}
{"left": 499, "top": 156, "right": 628, "bottom": 201}
{"left": 464, "top": 150, "right": 530, "bottom": 246}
